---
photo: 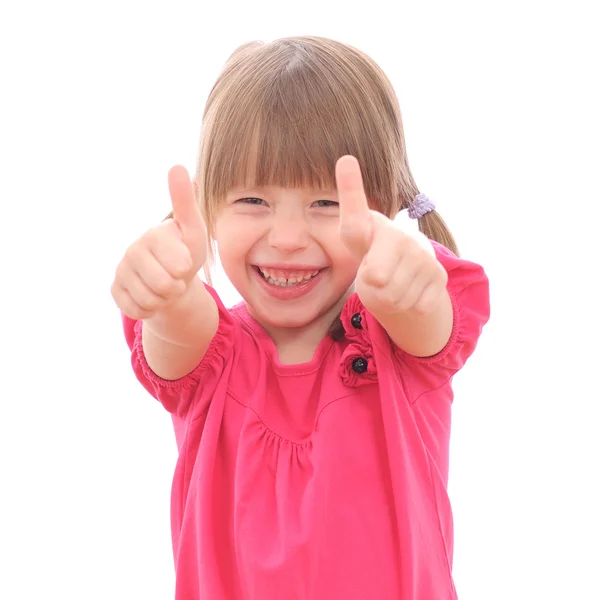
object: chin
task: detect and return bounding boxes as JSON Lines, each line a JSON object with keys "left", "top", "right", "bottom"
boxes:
{"left": 253, "top": 306, "right": 323, "bottom": 330}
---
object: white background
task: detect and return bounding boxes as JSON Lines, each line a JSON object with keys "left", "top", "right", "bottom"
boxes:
{"left": 1, "top": 0, "right": 599, "bottom": 598}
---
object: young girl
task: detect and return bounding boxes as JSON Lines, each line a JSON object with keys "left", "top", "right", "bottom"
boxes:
{"left": 112, "top": 36, "right": 490, "bottom": 600}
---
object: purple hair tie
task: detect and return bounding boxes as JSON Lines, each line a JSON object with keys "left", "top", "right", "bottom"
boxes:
{"left": 408, "top": 193, "right": 436, "bottom": 219}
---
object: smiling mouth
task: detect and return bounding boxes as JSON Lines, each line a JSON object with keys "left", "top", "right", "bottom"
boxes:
{"left": 254, "top": 266, "right": 324, "bottom": 287}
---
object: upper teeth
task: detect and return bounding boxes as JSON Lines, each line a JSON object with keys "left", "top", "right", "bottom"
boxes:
{"left": 259, "top": 268, "right": 320, "bottom": 284}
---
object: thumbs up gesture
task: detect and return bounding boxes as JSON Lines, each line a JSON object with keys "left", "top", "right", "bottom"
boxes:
{"left": 111, "top": 165, "right": 208, "bottom": 320}
{"left": 336, "top": 156, "right": 448, "bottom": 317}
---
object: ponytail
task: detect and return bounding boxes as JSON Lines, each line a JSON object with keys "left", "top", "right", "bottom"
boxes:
{"left": 418, "top": 209, "right": 459, "bottom": 257}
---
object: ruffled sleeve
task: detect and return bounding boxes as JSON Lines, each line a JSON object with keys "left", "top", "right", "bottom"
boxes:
{"left": 121, "top": 283, "right": 236, "bottom": 421}
{"left": 392, "top": 241, "right": 490, "bottom": 390}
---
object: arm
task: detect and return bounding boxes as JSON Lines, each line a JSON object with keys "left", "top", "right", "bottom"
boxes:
{"left": 335, "top": 156, "right": 453, "bottom": 358}
{"left": 113, "top": 165, "right": 219, "bottom": 382}
{"left": 373, "top": 288, "right": 453, "bottom": 358}
{"left": 142, "top": 275, "right": 219, "bottom": 381}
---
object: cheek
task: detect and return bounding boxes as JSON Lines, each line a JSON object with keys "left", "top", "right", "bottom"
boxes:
{"left": 214, "top": 225, "right": 243, "bottom": 277}
{"left": 326, "top": 241, "right": 361, "bottom": 275}
{"left": 313, "top": 224, "right": 359, "bottom": 269}
{"left": 215, "top": 217, "right": 255, "bottom": 254}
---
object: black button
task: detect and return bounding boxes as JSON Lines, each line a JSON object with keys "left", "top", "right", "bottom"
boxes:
{"left": 350, "top": 313, "right": 362, "bottom": 329}
{"left": 352, "top": 357, "right": 368, "bottom": 373}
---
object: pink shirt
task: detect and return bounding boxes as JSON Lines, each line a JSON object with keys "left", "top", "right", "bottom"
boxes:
{"left": 122, "top": 242, "right": 490, "bottom": 600}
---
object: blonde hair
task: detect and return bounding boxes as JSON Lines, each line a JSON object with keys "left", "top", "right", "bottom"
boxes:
{"left": 167, "top": 36, "right": 458, "bottom": 338}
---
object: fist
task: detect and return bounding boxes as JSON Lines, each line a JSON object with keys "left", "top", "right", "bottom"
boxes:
{"left": 111, "top": 165, "right": 207, "bottom": 320}
{"left": 336, "top": 155, "right": 447, "bottom": 316}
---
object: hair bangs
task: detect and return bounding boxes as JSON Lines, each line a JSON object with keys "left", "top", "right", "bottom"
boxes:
{"left": 203, "top": 86, "right": 360, "bottom": 202}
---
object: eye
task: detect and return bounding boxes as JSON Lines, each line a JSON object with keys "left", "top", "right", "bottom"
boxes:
{"left": 236, "top": 197, "right": 266, "bottom": 206}
{"left": 312, "top": 200, "right": 339, "bottom": 208}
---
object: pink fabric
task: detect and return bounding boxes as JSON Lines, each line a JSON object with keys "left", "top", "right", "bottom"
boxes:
{"left": 122, "top": 242, "right": 490, "bottom": 599}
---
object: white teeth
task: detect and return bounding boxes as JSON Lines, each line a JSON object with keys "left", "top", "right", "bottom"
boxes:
{"left": 258, "top": 267, "right": 321, "bottom": 287}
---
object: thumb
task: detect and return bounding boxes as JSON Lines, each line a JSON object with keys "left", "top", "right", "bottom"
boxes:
{"left": 336, "top": 155, "right": 373, "bottom": 259}
{"left": 168, "top": 165, "right": 204, "bottom": 233}
{"left": 167, "top": 165, "right": 207, "bottom": 267}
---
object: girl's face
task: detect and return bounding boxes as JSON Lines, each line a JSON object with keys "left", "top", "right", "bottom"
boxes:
{"left": 214, "top": 184, "right": 361, "bottom": 332}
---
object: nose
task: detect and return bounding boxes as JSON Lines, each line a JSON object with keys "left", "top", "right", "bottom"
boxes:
{"left": 267, "top": 212, "right": 310, "bottom": 253}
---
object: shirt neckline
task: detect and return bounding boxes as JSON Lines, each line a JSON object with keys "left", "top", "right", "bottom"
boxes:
{"left": 233, "top": 302, "right": 337, "bottom": 376}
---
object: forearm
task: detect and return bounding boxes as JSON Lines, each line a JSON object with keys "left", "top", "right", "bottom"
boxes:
{"left": 374, "top": 289, "right": 453, "bottom": 358}
{"left": 142, "top": 276, "right": 219, "bottom": 380}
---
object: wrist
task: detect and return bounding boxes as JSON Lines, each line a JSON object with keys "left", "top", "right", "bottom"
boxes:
{"left": 143, "top": 276, "right": 206, "bottom": 347}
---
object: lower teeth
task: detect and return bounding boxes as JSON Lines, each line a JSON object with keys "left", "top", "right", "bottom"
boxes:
{"left": 266, "top": 277, "right": 309, "bottom": 287}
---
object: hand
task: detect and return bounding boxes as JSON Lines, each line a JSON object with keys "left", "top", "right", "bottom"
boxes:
{"left": 111, "top": 165, "right": 207, "bottom": 320}
{"left": 336, "top": 155, "right": 448, "bottom": 316}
